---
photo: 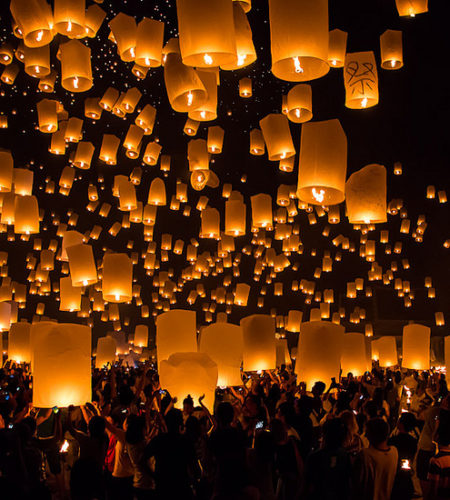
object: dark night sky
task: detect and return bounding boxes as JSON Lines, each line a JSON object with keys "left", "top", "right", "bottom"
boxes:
{"left": 0, "top": 0, "right": 449, "bottom": 351}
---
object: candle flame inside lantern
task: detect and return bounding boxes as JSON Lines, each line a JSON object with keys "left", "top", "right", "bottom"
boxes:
{"left": 293, "top": 56, "right": 304, "bottom": 74}
{"left": 312, "top": 188, "right": 325, "bottom": 203}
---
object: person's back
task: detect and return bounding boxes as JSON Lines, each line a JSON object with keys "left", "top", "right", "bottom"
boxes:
{"left": 355, "top": 418, "right": 398, "bottom": 500}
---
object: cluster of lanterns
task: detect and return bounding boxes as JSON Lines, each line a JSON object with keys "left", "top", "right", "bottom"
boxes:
{"left": 1, "top": 0, "right": 448, "bottom": 408}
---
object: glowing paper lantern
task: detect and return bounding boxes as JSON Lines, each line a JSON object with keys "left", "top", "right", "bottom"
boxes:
{"left": 240, "top": 314, "right": 276, "bottom": 372}
{"left": 188, "top": 70, "right": 217, "bottom": 121}
{"left": 37, "top": 99, "right": 58, "bottom": 133}
{"left": 95, "top": 336, "right": 116, "bottom": 369}
{"left": 59, "top": 277, "right": 82, "bottom": 311}
{"left": 239, "top": 77, "right": 252, "bottom": 97}
{"left": 0, "top": 150, "right": 13, "bottom": 192}
{"left": 250, "top": 129, "right": 265, "bottom": 155}
{"left": 402, "top": 324, "right": 430, "bottom": 370}
{"left": 259, "top": 114, "right": 295, "bottom": 161}
{"left": 0, "top": 302, "right": 11, "bottom": 332}
{"left": 287, "top": 84, "right": 312, "bottom": 123}
{"left": 59, "top": 40, "right": 92, "bottom": 93}
{"left": 102, "top": 253, "right": 132, "bottom": 303}
{"left": 225, "top": 192, "right": 246, "bottom": 236}
{"left": 344, "top": 52, "right": 378, "bottom": 109}
{"left": 99, "top": 134, "right": 120, "bottom": 165}
{"left": 234, "top": 283, "right": 250, "bottom": 306}
{"left": 14, "top": 195, "right": 39, "bottom": 234}
{"left": 66, "top": 244, "right": 98, "bottom": 287}
{"left": 346, "top": 164, "right": 387, "bottom": 224}
{"left": 1, "top": 64, "right": 19, "bottom": 84}
{"left": 134, "top": 324, "right": 148, "bottom": 348}
{"left": 8, "top": 322, "right": 31, "bottom": 363}
{"left": 395, "top": 0, "right": 428, "bottom": 17}
{"left": 135, "top": 104, "right": 157, "bottom": 135}
{"left": 156, "top": 309, "right": 197, "bottom": 367}
{"left": 176, "top": 0, "right": 236, "bottom": 68}
{"left": 73, "top": 142, "right": 95, "bottom": 169}
{"left": 380, "top": 30, "right": 403, "bottom": 70}
{"left": 10, "top": 0, "right": 53, "bottom": 48}
{"left": 297, "top": 119, "right": 347, "bottom": 205}
{"left": 31, "top": 322, "right": 91, "bottom": 408}
{"left": 38, "top": 70, "right": 57, "bottom": 92}
{"left": 159, "top": 352, "right": 218, "bottom": 412}
{"left": 85, "top": 4, "right": 106, "bottom": 37}
{"left": 328, "top": 29, "right": 347, "bottom": 68}
{"left": 286, "top": 310, "right": 303, "bottom": 332}
{"left": 268, "top": 0, "right": 329, "bottom": 82}
{"left": 251, "top": 193, "right": 273, "bottom": 228}
{"left": 135, "top": 17, "right": 164, "bottom": 67}
{"left": 53, "top": 0, "right": 86, "bottom": 38}
{"left": 207, "top": 126, "right": 224, "bottom": 154}
{"left": 296, "top": 321, "right": 344, "bottom": 389}
{"left": 109, "top": 13, "right": 137, "bottom": 62}
{"left": 199, "top": 323, "right": 243, "bottom": 386}
{"left": 341, "top": 332, "right": 370, "bottom": 376}
{"left": 148, "top": 178, "right": 166, "bottom": 206}
{"left": 24, "top": 45, "right": 50, "bottom": 77}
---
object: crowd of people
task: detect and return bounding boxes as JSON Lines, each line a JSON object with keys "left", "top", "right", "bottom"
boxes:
{"left": 1, "top": 359, "right": 449, "bottom": 500}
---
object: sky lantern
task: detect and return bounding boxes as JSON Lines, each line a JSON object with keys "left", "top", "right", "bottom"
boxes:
{"left": 286, "top": 310, "right": 302, "bottom": 332}
{"left": 200, "top": 207, "right": 220, "bottom": 239}
{"left": 84, "top": 97, "right": 103, "bottom": 120}
{"left": 135, "top": 17, "right": 164, "bottom": 67}
{"left": 109, "top": 13, "right": 137, "bottom": 62}
{"left": 60, "top": 40, "right": 93, "bottom": 92}
{"left": 287, "top": 84, "right": 313, "bottom": 123}
{"left": 135, "top": 104, "right": 157, "bottom": 135}
{"left": 64, "top": 117, "right": 83, "bottom": 142}
{"left": 297, "top": 119, "right": 347, "bottom": 206}
{"left": 102, "top": 253, "right": 133, "bottom": 303}
{"left": 328, "top": 29, "right": 347, "bottom": 68}
{"left": 37, "top": 99, "right": 58, "bottom": 133}
{"left": 99, "top": 87, "right": 119, "bottom": 111}
{"left": 143, "top": 142, "right": 162, "bottom": 166}
{"left": 259, "top": 113, "right": 295, "bottom": 161}
{"left": 296, "top": 321, "right": 344, "bottom": 389}
{"left": 176, "top": 0, "right": 236, "bottom": 68}
{"left": 85, "top": 4, "right": 106, "bottom": 37}
{"left": 159, "top": 352, "right": 218, "bottom": 412}
{"left": 225, "top": 191, "right": 246, "bottom": 236}
{"left": 8, "top": 321, "right": 31, "bottom": 363}
{"left": 346, "top": 164, "right": 387, "bottom": 224}
{"left": 14, "top": 195, "right": 39, "bottom": 234}
{"left": 402, "top": 323, "right": 430, "bottom": 370}
{"left": 0, "top": 150, "right": 13, "bottom": 192}
{"left": 156, "top": 309, "right": 197, "bottom": 368}
{"left": 188, "top": 70, "right": 218, "bottom": 121}
{"left": 240, "top": 314, "right": 276, "bottom": 371}
{"left": 344, "top": 51, "right": 378, "bottom": 109}
{"left": 66, "top": 243, "right": 98, "bottom": 287}
{"left": 53, "top": 0, "right": 86, "bottom": 38}
{"left": 24, "top": 44, "right": 50, "bottom": 78}
{"left": 31, "top": 322, "right": 91, "bottom": 408}
{"left": 0, "top": 302, "right": 11, "bottom": 332}
{"left": 148, "top": 178, "right": 166, "bottom": 206}
{"left": 207, "top": 126, "right": 224, "bottom": 154}
{"left": 1, "top": 64, "right": 19, "bottom": 85}
{"left": 134, "top": 324, "right": 148, "bottom": 348}
{"left": 341, "top": 332, "right": 370, "bottom": 376}
{"left": 38, "top": 69, "right": 57, "bottom": 92}
{"left": 395, "top": 0, "right": 428, "bottom": 17}
{"left": 95, "top": 336, "right": 116, "bottom": 369}
{"left": 268, "top": 0, "right": 329, "bottom": 82}
{"left": 249, "top": 128, "right": 265, "bottom": 155}
{"left": 10, "top": 0, "right": 53, "bottom": 48}
{"left": 199, "top": 322, "right": 244, "bottom": 386}
{"left": 61, "top": 230, "right": 85, "bottom": 261}
{"left": 99, "top": 134, "right": 120, "bottom": 165}
{"left": 221, "top": 2, "right": 256, "bottom": 70}
{"left": 380, "top": 30, "right": 403, "bottom": 70}
{"left": 73, "top": 141, "right": 95, "bottom": 169}
{"left": 239, "top": 77, "right": 252, "bottom": 97}
{"left": 251, "top": 193, "right": 273, "bottom": 228}
{"left": 59, "top": 276, "right": 82, "bottom": 311}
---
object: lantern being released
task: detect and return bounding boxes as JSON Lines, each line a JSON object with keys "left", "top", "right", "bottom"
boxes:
{"left": 297, "top": 119, "right": 347, "bottom": 206}
{"left": 8, "top": 322, "right": 31, "bottom": 364}
{"left": 159, "top": 352, "right": 218, "bottom": 412}
{"left": 31, "top": 322, "right": 91, "bottom": 408}
{"left": 344, "top": 51, "right": 378, "bottom": 109}
{"left": 402, "top": 323, "right": 430, "bottom": 370}
{"left": 380, "top": 30, "right": 403, "bottom": 70}
{"left": 176, "top": 0, "right": 236, "bottom": 68}
{"left": 346, "top": 164, "right": 387, "bottom": 224}
{"left": 95, "top": 336, "right": 116, "bottom": 369}
{"left": 156, "top": 309, "right": 197, "bottom": 369}
{"left": 268, "top": 0, "right": 329, "bottom": 82}
{"left": 240, "top": 314, "right": 276, "bottom": 372}
{"left": 341, "top": 333, "right": 370, "bottom": 377}
{"left": 296, "top": 321, "right": 344, "bottom": 389}
{"left": 199, "top": 323, "right": 244, "bottom": 387}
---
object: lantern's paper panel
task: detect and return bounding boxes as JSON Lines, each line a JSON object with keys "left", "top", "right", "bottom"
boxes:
{"left": 276, "top": 338, "right": 291, "bottom": 367}
{"left": 341, "top": 332, "right": 370, "bottom": 376}
{"left": 156, "top": 309, "right": 197, "bottom": 367}
{"left": 31, "top": 322, "right": 91, "bottom": 408}
{"left": 402, "top": 324, "right": 430, "bottom": 370}
{"left": 159, "top": 352, "right": 218, "bottom": 412}
{"left": 96, "top": 336, "right": 116, "bottom": 369}
{"left": 372, "top": 337, "right": 398, "bottom": 367}
{"left": 8, "top": 322, "right": 31, "bottom": 363}
{"left": 240, "top": 314, "right": 276, "bottom": 371}
{"left": 296, "top": 321, "right": 344, "bottom": 389}
{"left": 344, "top": 51, "right": 378, "bottom": 109}
{"left": 199, "top": 322, "right": 243, "bottom": 386}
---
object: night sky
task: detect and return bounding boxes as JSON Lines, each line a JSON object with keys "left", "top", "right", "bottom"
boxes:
{"left": 0, "top": 0, "right": 449, "bottom": 355}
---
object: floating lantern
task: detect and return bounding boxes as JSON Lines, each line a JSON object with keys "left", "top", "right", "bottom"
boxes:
{"left": 344, "top": 51, "right": 378, "bottom": 109}
{"left": 85, "top": 4, "right": 106, "bottom": 37}
{"left": 159, "top": 352, "right": 218, "bottom": 412}
{"left": 199, "top": 323, "right": 244, "bottom": 386}
{"left": 296, "top": 321, "right": 344, "bottom": 389}
{"left": 1, "top": 64, "right": 19, "bottom": 84}
{"left": 380, "top": 30, "right": 403, "bottom": 70}
{"left": 134, "top": 325, "right": 148, "bottom": 348}
{"left": 135, "top": 104, "right": 157, "bottom": 135}
{"left": 341, "top": 332, "right": 370, "bottom": 376}
{"left": 395, "top": 0, "right": 428, "bottom": 17}
{"left": 84, "top": 98, "right": 103, "bottom": 120}
{"left": 188, "top": 70, "right": 217, "bottom": 121}
{"left": 99, "top": 87, "right": 119, "bottom": 111}
{"left": 102, "top": 253, "right": 133, "bottom": 303}
{"left": 239, "top": 77, "right": 252, "bottom": 97}
{"left": 200, "top": 208, "right": 220, "bottom": 239}
{"left": 53, "top": 0, "right": 86, "bottom": 38}
{"left": 148, "top": 178, "right": 166, "bottom": 206}
{"left": 37, "top": 99, "right": 58, "bottom": 133}
{"left": 259, "top": 114, "right": 295, "bottom": 161}
{"left": 328, "top": 29, "right": 347, "bottom": 67}
{"left": 234, "top": 283, "right": 250, "bottom": 306}
{"left": 251, "top": 193, "right": 273, "bottom": 228}
{"left": 14, "top": 195, "right": 39, "bottom": 234}
{"left": 60, "top": 40, "right": 93, "bottom": 92}
{"left": 402, "top": 323, "right": 430, "bottom": 370}
{"left": 8, "top": 322, "right": 31, "bottom": 363}
{"left": 297, "top": 119, "right": 347, "bottom": 205}
{"left": 176, "top": 0, "right": 236, "bottom": 68}
{"left": 66, "top": 244, "right": 98, "bottom": 287}
{"left": 268, "top": 0, "right": 329, "bottom": 82}
{"left": 346, "top": 164, "right": 387, "bottom": 224}
{"left": 225, "top": 192, "right": 246, "bottom": 236}
{"left": 207, "top": 126, "right": 224, "bottom": 154}
{"left": 24, "top": 44, "right": 50, "bottom": 78}
{"left": 250, "top": 129, "right": 265, "bottom": 155}
{"left": 59, "top": 277, "right": 82, "bottom": 311}
{"left": 143, "top": 142, "right": 162, "bottom": 166}
{"left": 287, "top": 84, "right": 312, "bottom": 123}
{"left": 13, "top": 169, "right": 33, "bottom": 196}
{"left": 0, "top": 150, "right": 14, "bottom": 192}
{"left": 109, "top": 13, "right": 137, "bottom": 62}
{"left": 10, "top": 0, "right": 53, "bottom": 47}
{"left": 95, "top": 336, "right": 116, "bottom": 369}
{"left": 135, "top": 17, "right": 164, "bottom": 67}
{"left": 38, "top": 70, "right": 57, "bottom": 92}
{"left": 240, "top": 314, "right": 276, "bottom": 371}
{"left": 31, "top": 322, "right": 91, "bottom": 407}
{"left": 0, "top": 302, "right": 11, "bottom": 332}
{"left": 99, "top": 134, "right": 120, "bottom": 165}
{"left": 73, "top": 142, "right": 95, "bottom": 169}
